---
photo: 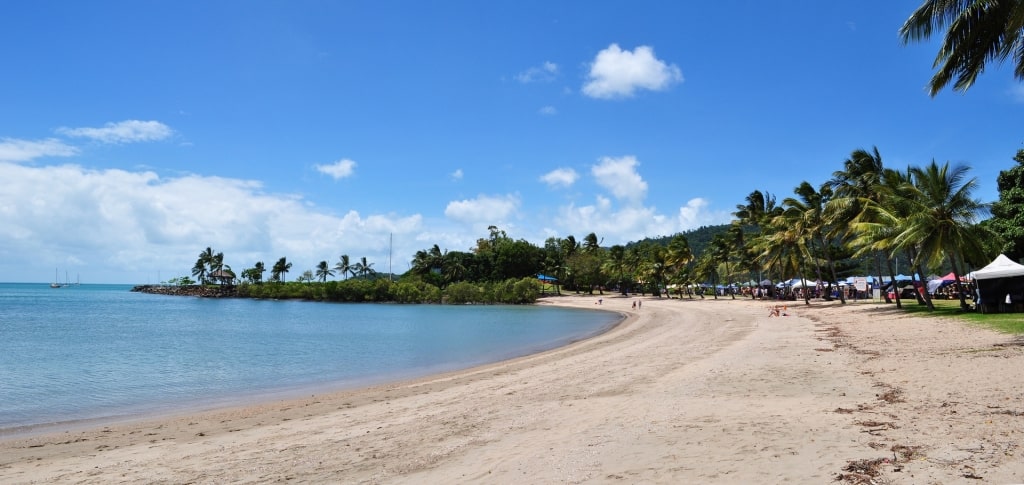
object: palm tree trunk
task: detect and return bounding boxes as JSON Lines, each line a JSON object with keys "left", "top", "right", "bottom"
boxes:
{"left": 949, "top": 253, "right": 971, "bottom": 311}
{"left": 913, "top": 260, "right": 935, "bottom": 311}
{"left": 817, "top": 233, "right": 845, "bottom": 304}
{"left": 886, "top": 258, "right": 902, "bottom": 309}
{"left": 875, "top": 251, "right": 891, "bottom": 303}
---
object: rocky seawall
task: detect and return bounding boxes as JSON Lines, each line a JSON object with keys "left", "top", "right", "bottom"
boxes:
{"left": 131, "top": 285, "right": 239, "bottom": 298}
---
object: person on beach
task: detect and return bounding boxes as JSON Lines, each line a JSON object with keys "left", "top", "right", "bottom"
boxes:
{"left": 632, "top": 301, "right": 636, "bottom": 310}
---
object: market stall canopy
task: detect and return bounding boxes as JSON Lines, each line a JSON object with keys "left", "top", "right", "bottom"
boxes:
{"left": 971, "top": 254, "right": 1024, "bottom": 280}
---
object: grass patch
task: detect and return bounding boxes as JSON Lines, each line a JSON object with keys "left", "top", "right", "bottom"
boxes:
{"left": 899, "top": 298, "right": 1024, "bottom": 334}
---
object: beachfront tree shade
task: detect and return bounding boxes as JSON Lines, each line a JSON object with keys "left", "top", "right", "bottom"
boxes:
{"left": 900, "top": 0, "right": 1024, "bottom": 95}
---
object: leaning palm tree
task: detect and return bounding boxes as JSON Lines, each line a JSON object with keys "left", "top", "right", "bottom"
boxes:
{"left": 315, "top": 260, "right": 334, "bottom": 283}
{"left": 896, "top": 160, "right": 989, "bottom": 310}
{"left": 194, "top": 247, "right": 215, "bottom": 284}
{"left": 784, "top": 181, "right": 846, "bottom": 303}
{"left": 334, "top": 254, "right": 352, "bottom": 280}
{"left": 827, "top": 147, "right": 892, "bottom": 303}
{"left": 900, "top": 0, "right": 1024, "bottom": 95}
{"left": 271, "top": 257, "right": 292, "bottom": 282}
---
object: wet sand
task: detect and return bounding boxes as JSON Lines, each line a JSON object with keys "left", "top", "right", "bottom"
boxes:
{"left": 2, "top": 295, "right": 1022, "bottom": 484}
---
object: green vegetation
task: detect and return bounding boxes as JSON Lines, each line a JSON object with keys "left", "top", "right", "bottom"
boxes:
{"left": 902, "top": 299, "right": 1024, "bottom": 334}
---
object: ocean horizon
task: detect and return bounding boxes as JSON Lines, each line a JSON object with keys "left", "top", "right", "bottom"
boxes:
{"left": 0, "top": 283, "right": 620, "bottom": 434}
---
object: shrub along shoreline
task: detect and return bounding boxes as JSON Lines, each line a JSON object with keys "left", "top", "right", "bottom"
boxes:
{"left": 132, "top": 276, "right": 545, "bottom": 304}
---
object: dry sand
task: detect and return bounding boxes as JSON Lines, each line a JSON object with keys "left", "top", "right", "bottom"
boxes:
{"left": 2, "top": 294, "right": 1023, "bottom": 484}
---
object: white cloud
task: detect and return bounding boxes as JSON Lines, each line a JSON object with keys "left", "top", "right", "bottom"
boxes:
{"left": 539, "top": 105, "right": 558, "bottom": 116}
{"left": 0, "top": 138, "right": 79, "bottom": 162}
{"left": 515, "top": 61, "right": 559, "bottom": 83}
{"left": 582, "top": 44, "right": 683, "bottom": 99}
{"left": 444, "top": 194, "right": 520, "bottom": 224}
{"left": 451, "top": 168, "right": 464, "bottom": 181}
{"left": 540, "top": 168, "right": 578, "bottom": 188}
{"left": 591, "top": 155, "right": 647, "bottom": 204}
{"left": 550, "top": 195, "right": 730, "bottom": 246}
{"left": 56, "top": 120, "right": 173, "bottom": 144}
{"left": 676, "top": 197, "right": 730, "bottom": 230}
{"left": 0, "top": 161, "right": 424, "bottom": 283}
{"left": 315, "top": 158, "right": 357, "bottom": 180}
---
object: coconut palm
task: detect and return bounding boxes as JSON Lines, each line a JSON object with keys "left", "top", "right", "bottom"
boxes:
{"left": 271, "top": 257, "right": 292, "bottom": 282}
{"left": 582, "top": 232, "right": 602, "bottom": 253}
{"left": 334, "top": 254, "right": 353, "bottom": 280}
{"left": 353, "top": 257, "right": 375, "bottom": 278}
{"left": 900, "top": 0, "right": 1024, "bottom": 95}
{"left": 897, "top": 160, "right": 989, "bottom": 310}
{"left": 316, "top": 260, "right": 334, "bottom": 283}
{"left": 827, "top": 147, "right": 892, "bottom": 302}
{"left": 194, "top": 247, "right": 215, "bottom": 284}
{"left": 783, "top": 181, "right": 846, "bottom": 303}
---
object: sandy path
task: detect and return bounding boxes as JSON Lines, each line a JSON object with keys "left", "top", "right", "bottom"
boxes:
{"left": 2, "top": 295, "right": 1022, "bottom": 484}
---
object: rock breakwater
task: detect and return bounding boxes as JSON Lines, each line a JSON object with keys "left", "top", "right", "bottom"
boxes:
{"left": 131, "top": 285, "right": 239, "bottom": 298}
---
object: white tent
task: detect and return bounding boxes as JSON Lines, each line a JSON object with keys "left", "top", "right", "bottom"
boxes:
{"left": 790, "top": 279, "right": 819, "bottom": 289}
{"left": 971, "top": 254, "right": 1024, "bottom": 280}
{"left": 972, "top": 254, "right": 1024, "bottom": 313}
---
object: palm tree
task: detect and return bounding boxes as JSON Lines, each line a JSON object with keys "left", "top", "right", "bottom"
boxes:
{"left": 898, "top": 160, "right": 989, "bottom": 310}
{"left": 354, "top": 257, "right": 375, "bottom": 278}
{"left": 582, "top": 232, "right": 602, "bottom": 253}
{"left": 316, "top": 260, "right": 334, "bottom": 283}
{"left": 827, "top": 147, "right": 891, "bottom": 303}
{"left": 194, "top": 247, "right": 215, "bottom": 284}
{"left": 900, "top": 0, "right": 1024, "bottom": 95}
{"left": 334, "top": 254, "right": 353, "bottom": 280}
{"left": 783, "top": 181, "right": 846, "bottom": 303}
{"left": 604, "top": 245, "right": 627, "bottom": 295}
{"left": 271, "top": 257, "right": 292, "bottom": 282}
{"left": 666, "top": 234, "right": 693, "bottom": 298}
{"left": 254, "top": 261, "right": 265, "bottom": 283}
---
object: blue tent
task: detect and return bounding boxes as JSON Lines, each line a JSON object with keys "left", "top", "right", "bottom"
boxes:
{"left": 536, "top": 274, "right": 558, "bottom": 282}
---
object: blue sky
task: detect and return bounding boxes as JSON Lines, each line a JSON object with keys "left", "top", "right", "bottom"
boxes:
{"left": 1, "top": 1, "right": 1020, "bottom": 284}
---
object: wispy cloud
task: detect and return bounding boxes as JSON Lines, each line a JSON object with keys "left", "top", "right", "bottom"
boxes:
{"left": 515, "top": 61, "right": 559, "bottom": 83}
{"left": 540, "top": 168, "right": 578, "bottom": 188}
{"left": 539, "top": 105, "right": 558, "bottom": 116}
{"left": 0, "top": 138, "right": 79, "bottom": 163}
{"left": 57, "top": 120, "right": 173, "bottom": 144}
{"left": 582, "top": 44, "right": 683, "bottom": 99}
{"left": 451, "top": 168, "right": 464, "bottom": 181}
{"left": 315, "top": 158, "right": 357, "bottom": 180}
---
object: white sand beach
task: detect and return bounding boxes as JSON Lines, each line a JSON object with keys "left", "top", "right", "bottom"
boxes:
{"left": 2, "top": 295, "right": 1023, "bottom": 484}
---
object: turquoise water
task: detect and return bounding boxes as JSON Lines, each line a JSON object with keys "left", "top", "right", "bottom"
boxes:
{"left": 0, "top": 283, "right": 619, "bottom": 432}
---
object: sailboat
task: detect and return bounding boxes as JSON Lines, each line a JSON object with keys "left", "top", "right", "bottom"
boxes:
{"left": 50, "top": 268, "right": 63, "bottom": 288}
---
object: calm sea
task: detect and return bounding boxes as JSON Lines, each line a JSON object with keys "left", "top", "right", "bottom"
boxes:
{"left": 0, "top": 283, "right": 619, "bottom": 432}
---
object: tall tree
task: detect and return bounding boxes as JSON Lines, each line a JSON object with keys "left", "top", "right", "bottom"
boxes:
{"left": 271, "top": 257, "right": 292, "bottom": 282}
{"left": 900, "top": 0, "right": 1024, "bottom": 95}
{"left": 899, "top": 160, "right": 989, "bottom": 310}
{"left": 986, "top": 149, "right": 1024, "bottom": 261}
{"left": 827, "top": 147, "right": 892, "bottom": 303}
{"left": 784, "top": 181, "right": 846, "bottom": 303}
{"left": 316, "top": 260, "right": 334, "bottom": 283}
{"left": 334, "top": 254, "right": 353, "bottom": 280}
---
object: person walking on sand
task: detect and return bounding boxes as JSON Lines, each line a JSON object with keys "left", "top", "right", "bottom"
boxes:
{"left": 632, "top": 300, "right": 636, "bottom": 310}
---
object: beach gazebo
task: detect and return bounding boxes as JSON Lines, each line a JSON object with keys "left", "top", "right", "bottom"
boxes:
{"left": 209, "top": 269, "right": 235, "bottom": 286}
